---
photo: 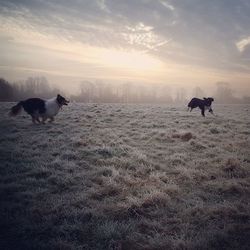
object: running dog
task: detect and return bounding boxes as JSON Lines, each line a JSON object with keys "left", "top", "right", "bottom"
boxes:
{"left": 9, "top": 94, "right": 69, "bottom": 123}
{"left": 187, "top": 97, "right": 214, "bottom": 117}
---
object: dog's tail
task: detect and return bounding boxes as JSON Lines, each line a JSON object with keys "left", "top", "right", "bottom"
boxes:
{"left": 9, "top": 101, "right": 23, "bottom": 116}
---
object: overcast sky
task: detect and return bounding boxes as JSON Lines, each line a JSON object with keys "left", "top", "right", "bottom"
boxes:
{"left": 0, "top": 0, "right": 250, "bottom": 94}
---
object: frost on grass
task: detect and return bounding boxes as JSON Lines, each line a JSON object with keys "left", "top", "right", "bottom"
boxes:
{"left": 0, "top": 103, "right": 250, "bottom": 250}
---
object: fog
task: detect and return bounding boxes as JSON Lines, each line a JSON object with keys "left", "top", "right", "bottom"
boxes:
{"left": 1, "top": 0, "right": 250, "bottom": 99}
{"left": 1, "top": 77, "right": 250, "bottom": 104}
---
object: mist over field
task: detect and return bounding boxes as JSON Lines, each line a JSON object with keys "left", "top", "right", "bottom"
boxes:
{"left": 1, "top": 0, "right": 250, "bottom": 95}
{"left": 1, "top": 77, "right": 250, "bottom": 104}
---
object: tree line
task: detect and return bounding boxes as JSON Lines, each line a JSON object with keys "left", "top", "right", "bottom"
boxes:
{"left": 0, "top": 77, "right": 61, "bottom": 102}
{"left": 1, "top": 77, "right": 250, "bottom": 104}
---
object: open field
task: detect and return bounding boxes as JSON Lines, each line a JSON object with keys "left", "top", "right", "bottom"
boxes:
{"left": 0, "top": 102, "right": 250, "bottom": 250}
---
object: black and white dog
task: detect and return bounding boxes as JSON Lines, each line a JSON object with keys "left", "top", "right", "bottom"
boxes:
{"left": 187, "top": 97, "right": 214, "bottom": 117}
{"left": 9, "top": 94, "right": 69, "bottom": 123}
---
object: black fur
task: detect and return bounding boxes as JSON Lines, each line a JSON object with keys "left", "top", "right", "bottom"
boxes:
{"left": 188, "top": 97, "right": 214, "bottom": 117}
{"left": 9, "top": 98, "right": 46, "bottom": 123}
{"left": 10, "top": 98, "right": 45, "bottom": 116}
{"left": 22, "top": 98, "right": 46, "bottom": 115}
{"left": 9, "top": 94, "right": 69, "bottom": 124}
{"left": 56, "top": 94, "right": 69, "bottom": 106}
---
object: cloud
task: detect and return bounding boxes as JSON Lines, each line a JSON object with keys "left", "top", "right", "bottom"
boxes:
{"left": 96, "top": 0, "right": 110, "bottom": 13}
{"left": 121, "top": 22, "right": 170, "bottom": 51}
{"left": 0, "top": 0, "right": 250, "bottom": 92}
{"left": 159, "top": 0, "right": 175, "bottom": 11}
{"left": 236, "top": 36, "right": 250, "bottom": 52}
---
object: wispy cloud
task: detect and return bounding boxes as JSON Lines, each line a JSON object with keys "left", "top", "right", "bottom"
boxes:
{"left": 236, "top": 36, "right": 250, "bottom": 52}
{"left": 159, "top": 0, "right": 175, "bottom": 11}
{"left": 0, "top": 0, "right": 250, "bottom": 93}
{"left": 121, "top": 22, "right": 169, "bottom": 51}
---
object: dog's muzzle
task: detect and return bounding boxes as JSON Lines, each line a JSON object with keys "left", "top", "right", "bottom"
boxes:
{"left": 64, "top": 100, "right": 70, "bottom": 105}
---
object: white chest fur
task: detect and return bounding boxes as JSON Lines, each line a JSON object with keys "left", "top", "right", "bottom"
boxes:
{"left": 45, "top": 98, "right": 60, "bottom": 118}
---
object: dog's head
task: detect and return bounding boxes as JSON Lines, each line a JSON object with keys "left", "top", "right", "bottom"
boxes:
{"left": 57, "top": 94, "right": 69, "bottom": 106}
{"left": 203, "top": 97, "right": 214, "bottom": 106}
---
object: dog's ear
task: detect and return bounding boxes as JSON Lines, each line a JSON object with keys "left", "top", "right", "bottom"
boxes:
{"left": 203, "top": 97, "right": 207, "bottom": 100}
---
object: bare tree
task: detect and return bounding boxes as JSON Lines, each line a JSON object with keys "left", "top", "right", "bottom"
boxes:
{"left": 175, "top": 88, "right": 187, "bottom": 104}
{"left": 193, "top": 86, "right": 205, "bottom": 98}
{"left": 0, "top": 78, "right": 14, "bottom": 101}
{"left": 80, "top": 81, "right": 95, "bottom": 102}
{"left": 215, "top": 82, "right": 234, "bottom": 103}
{"left": 121, "top": 82, "right": 132, "bottom": 103}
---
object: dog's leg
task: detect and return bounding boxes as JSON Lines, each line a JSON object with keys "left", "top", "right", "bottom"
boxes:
{"left": 31, "top": 116, "right": 37, "bottom": 124}
{"left": 36, "top": 117, "right": 41, "bottom": 124}
{"left": 201, "top": 107, "right": 205, "bottom": 117}
{"left": 41, "top": 116, "right": 47, "bottom": 124}
{"left": 209, "top": 108, "right": 215, "bottom": 115}
{"left": 48, "top": 117, "right": 54, "bottom": 123}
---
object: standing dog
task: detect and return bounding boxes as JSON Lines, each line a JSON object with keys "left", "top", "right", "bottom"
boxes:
{"left": 9, "top": 94, "right": 69, "bottom": 123}
{"left": 187, "top": 97, "right": 214, "bottom": 117}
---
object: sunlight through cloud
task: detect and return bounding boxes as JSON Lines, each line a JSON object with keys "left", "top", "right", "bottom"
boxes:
{"left": 236, "top": 36, "right": 250, "bottom": 52}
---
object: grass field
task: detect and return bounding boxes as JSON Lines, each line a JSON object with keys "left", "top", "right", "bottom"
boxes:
{"left": 0, "top": 102, "right": 250, "bottom": 250}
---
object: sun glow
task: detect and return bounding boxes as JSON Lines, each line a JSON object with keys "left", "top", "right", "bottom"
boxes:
{"left": 99, "top": 49, "right": 165, "bottom": 72}
{"left": 2, "top": 17, "right": 241, "bottom": 87}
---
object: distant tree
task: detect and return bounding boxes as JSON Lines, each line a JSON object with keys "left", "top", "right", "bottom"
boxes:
{"left": 193, "top": 86, "right": 205, "bottom": 98}
{"left": 23, "top": 76, "right": 51, "bottom": 98}
{"left": 99, "top": 82, "right": 115, "bottom": 103}
{"left": 242, "top": 96, "right": 250, "bottom": 104}
{"left": 0, "top": 78, "right": 14, "bottom": 101}
{"left": 79, "top": 81, "right": 95, "bottom": 102}
{"left": 215, "top": 82, "right": 235, "bottom": 103}
{"left": 3, "top": 76, "right": 249, "bottom": 104}
{"left": 175, "top": 88, "right": 187, "bottom": 104}
{"left": 158, "top": 85, "right": 173, "bottom": 104}
{"left": 121, "top": 82, "right": 132, "bottom": 103}
{"left": 0, "top": 76, "right": 64, "bottom": 101}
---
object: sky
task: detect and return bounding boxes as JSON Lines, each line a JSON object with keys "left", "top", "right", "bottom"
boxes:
{"left": 0, "top": 0, "right": 250, "bottom": 95}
